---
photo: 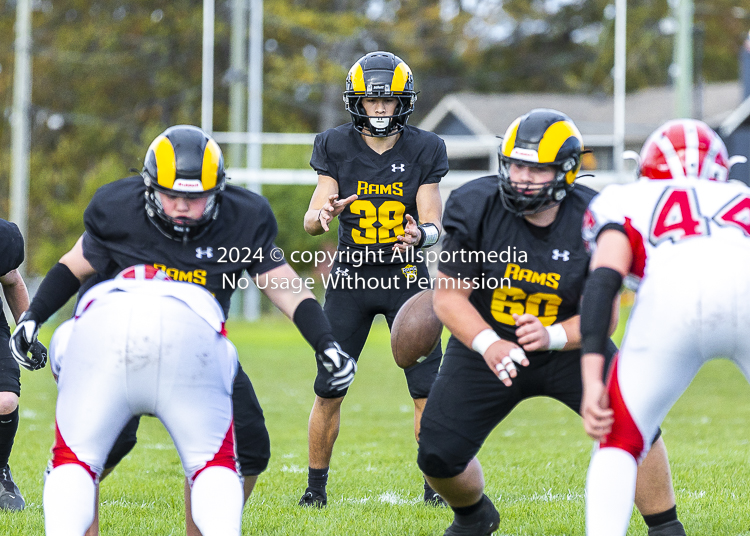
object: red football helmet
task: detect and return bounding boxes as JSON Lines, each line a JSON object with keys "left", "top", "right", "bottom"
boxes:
{"left": 639, "top": 119, "right": 729, "bottom": 181}
{"left": 115, "top": 264, "right": 171, "bottom": 281}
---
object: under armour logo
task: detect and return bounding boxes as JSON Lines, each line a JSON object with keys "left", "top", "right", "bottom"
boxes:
{"left": 551, "top": 249, "right": 570, "bottom": 261}
{"left": 195, "top": 247, "right": 213, "bottom": 259}
{"left": 335, "top": 267, "right": 349, "bottom": 276}
{"left": 392, "top": 164, "right": 405, "bottom": 172}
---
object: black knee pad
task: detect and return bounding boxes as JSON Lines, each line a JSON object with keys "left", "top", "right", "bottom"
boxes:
{"left": 417, "top": 444, "right": 466, "bottom": 479}
{"left": 313, "top": 357, "right": 352, "bottom": 398}
{"left": 104, "top": 416, "right": 141, "bottom": 469}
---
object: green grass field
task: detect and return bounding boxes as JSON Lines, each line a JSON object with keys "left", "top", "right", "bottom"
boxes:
{"left": 2, "top": 314, "right": 750, "bottom": 535}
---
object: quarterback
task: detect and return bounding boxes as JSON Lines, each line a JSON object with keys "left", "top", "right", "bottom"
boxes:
{"left": 582, "top": 120, "right": 750, "bottom": 534}
{"left": 300, "top": 51, "right": 447, "bottom": 506}
{"left": 10, "top": 125, "right": 355, "bottom": 535}
{"left": 43, "top": 266, "right": 243, "bottom": 536}
{"left": 417, "top": 109, "right": 685, "bottom": 535}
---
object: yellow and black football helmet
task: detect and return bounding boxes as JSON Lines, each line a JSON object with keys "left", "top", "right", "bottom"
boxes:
{"left": 344, "top": 51, "right": 417, "bottom": 137}
{"left": 142, "top": 125, "right": 226, "bottom": 242}
{"left": 498, "top": 109, "right": 583, "bottom": 215}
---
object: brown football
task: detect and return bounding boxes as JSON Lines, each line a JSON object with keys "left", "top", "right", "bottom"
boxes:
{"left": 391, "top": 289, "right": 443, "bottom": 369}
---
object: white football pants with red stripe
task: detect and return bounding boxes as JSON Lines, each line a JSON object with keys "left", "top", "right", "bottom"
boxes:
{"left": 43, "top": 291, "right": 242, "bottom": 536}
{"left": 586, "top": 243, "right": 750, "bottom": 535}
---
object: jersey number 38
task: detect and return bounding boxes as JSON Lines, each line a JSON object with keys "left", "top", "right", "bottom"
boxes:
{"left": 351, "top": 200, "right": 406, "bottom": 244}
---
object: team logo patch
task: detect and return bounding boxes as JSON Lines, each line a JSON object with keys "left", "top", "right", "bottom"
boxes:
{"left": 551, "top": 249, "right": 570, "bottom": 261}
{"left": 401, "top": 264, "right": 418, "bottom": 280}
{"left": 195, "top": 247, "right": 213, "bottom": 259}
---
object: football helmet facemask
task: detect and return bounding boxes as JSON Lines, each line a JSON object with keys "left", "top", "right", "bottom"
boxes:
{"left": 142, "top": 125, "right": 226, "bottom": 243}
{"left": 344, "top": 51, "right": 417, "bottom": 137}
{"left": 498, "top": 109, "right": 583, "bottom": 216}
{"left": 638, "top": 119, "right": 732, "bottom": 181}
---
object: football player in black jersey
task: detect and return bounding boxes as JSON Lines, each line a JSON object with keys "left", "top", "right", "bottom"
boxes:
{"left": 299, "top": 51, "right": 448, "bottom": 507}
{"left": 9, "top": 125, "right": 356, "bottom": 535}
{"left": 0, "top": 220, "right": 46, "bottom": 511}
{"left": 416, "top": 110, "right": 686, "bottom": 536}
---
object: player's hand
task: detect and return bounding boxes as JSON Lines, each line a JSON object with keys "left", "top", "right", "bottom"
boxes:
{"left": 393, "top": 214, "right": 420, "bottom": 252}
{"left": 513, "top": 313, "right": 549, "bottom": 352}
{"left": 483, "top": 340, "right": 529, "bottom": 387}
{"left": 10, "top": 312, "right": 48, "bottom": 371}
{"left": 318, "top": 194, "right": 358, "bottom": 232}
{"left": 316, "top": 341, "right": 357, "bottom": 391}
{"left": 581, "top": 375, "right": 613, "bottom": 441}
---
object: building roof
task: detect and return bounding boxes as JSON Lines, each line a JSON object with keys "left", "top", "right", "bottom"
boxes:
{"left": 419, "top": 82, "right": 742, "bottom": 145}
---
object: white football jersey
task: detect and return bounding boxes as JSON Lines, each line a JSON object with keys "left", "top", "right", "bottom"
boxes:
{"left": 75, "top": 278, "right": 226, "bottom": 333}
{"left": 584, "top": 177, "right": 750, "bottom": 284}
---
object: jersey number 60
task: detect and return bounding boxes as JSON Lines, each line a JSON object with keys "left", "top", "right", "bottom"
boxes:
{"left": 490, "top": 287, "right": 562, "bottom": 327}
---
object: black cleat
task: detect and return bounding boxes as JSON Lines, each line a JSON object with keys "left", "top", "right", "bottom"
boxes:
{"left": 444, "top": 495, "right": 499, "bottom": 536}
{"left": 0, "top": 466, "right": 25, "bottom": 511}
{"left": 648, "top": 520, "right": 686, "bottom": 536}
{"left": 424, "top": 482, "right": 448, "bottom": 507}
{"left": 299, "top": 488, "right": 327, "bottom": 507}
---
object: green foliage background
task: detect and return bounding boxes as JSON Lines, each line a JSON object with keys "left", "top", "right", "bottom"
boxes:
{"left": 1, "top": 0, "right": 750, "bottom": 274}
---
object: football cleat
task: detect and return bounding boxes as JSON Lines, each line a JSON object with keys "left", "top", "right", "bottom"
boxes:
{"left": 647, "top": 520, "right": 686, "bottom": 536}
{"left": 299, "top": 488, "right": 327, "bottom": 508}
{"left": 0, "top": 465, "right": 25, "bottom": 511}
{"left": 424, "top": 481, "right": 448, "bottom": 507}
{"left": 443, "top": 494, "right": 499, "bottom": 536}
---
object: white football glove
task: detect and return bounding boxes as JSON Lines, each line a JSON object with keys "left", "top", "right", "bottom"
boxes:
{"left": 316, "top": 342, "right": 357, "bottom": 391}
{"left": 10, "top": 312, "right": 48, "bottom": 371}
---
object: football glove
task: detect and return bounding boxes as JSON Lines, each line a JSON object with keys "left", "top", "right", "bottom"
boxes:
{"left": 10, "top": 311, "right": 48, "bottom": 371}
{"left": 316, "top": 341, "right": 357, "bottom": 391}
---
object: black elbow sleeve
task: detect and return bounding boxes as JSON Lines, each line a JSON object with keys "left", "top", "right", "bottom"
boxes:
{"left": 292, "top": 298, "right": 335, "bottom": 354}
{"left": 27, "top": 262, "right": 82, "bottom": 324}
{"left": 580, "top": 267, "right": 623, "bottom": 356}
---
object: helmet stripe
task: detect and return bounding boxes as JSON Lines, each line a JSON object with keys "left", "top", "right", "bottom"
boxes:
{"left": 348, "top": 63, "right": 366, "bottom": 93}
{"left": 151, "top": 135, "right": 177, "bottom": 188}
{"left": 683, "top": 121, "right": 700, "bottom": 178}
{"left": 202, "top": 139, "right": 221, "bottom": 190}
{"left": 699, "top": 135, "right": 723, "bottom": 181}
{"left": 537, "top": 121, "right": 583, "bottom": 163}
{"left": 391, "top": 62, "right": 410, "bottom": 93}
{"left": 501, "top": 118, "right": 521, "bottom": 158}
{"left": 654, "top": 134, "right": 686, "bottom": 180}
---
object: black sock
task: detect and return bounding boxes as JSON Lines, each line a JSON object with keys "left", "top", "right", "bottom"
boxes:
{"left": 452, "top": 495, "right": 485, "bottom": 518}
{"left": 0, "top": 407, "right": 19, "bottom": 468}
{"left": 307, "top": 467, "right": 329, "bottom": 492}
{"left": 643, "top": 505, "right": 678, "bottom": 527}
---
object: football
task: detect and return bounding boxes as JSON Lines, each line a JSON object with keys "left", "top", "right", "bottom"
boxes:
{"left": 391, "top": 289, "right": 443, "bottom": 369}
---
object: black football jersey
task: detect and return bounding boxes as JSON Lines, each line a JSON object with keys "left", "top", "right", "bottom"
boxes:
{"left": 440, "top": 176, "right": 596, "bottom": 351}
{"left": 0, "top": 219, "right": 25, "bottom": 331}
{"left": 81, "top": 176, "right": 285, "bottom": 316}
{"left": 310, "top": 123, "right": 448, "bottom": 264}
